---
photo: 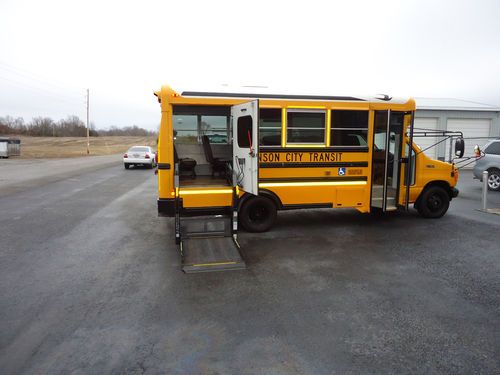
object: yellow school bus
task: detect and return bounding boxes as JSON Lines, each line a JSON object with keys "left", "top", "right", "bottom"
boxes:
{"left": 154, "top": 86, "right": 461, "bottom": 270}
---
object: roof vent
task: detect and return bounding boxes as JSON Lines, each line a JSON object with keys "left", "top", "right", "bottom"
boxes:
{"left": 375, "top": 94, "right": 392, "bottom": 101}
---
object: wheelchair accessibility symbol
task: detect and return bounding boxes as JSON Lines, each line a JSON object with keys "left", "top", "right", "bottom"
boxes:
{"left": 338, "top": 167, "right": 346, "bottom": 176}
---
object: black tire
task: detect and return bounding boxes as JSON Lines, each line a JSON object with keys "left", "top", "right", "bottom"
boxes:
{"left": 124, "top": 163, "right": 130, "bottom": 169}
{"left": 240, "top": 196, "right": 277, "bottom": 232}
{"left": 487, "top": 168, "right": 500, "bottom": 191}
{"left": 416, "top": 186, "right": 450, "bottom": 218}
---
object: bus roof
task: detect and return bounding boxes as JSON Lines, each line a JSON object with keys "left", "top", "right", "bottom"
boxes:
{"left": 155, "top": 85, "right": 414, "bottom": 106}
{"left": 181, "top": 91, "right": 365, "bottom": 102}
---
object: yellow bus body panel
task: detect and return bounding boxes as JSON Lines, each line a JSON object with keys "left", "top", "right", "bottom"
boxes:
{"left": 156, "top": 86, "right": 456, "bottom": 213}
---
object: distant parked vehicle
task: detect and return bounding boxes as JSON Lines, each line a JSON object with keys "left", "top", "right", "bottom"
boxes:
{"left": 123, "top": 146, "right": 156, "bottom": 169}
{"left": 473, "top": 139, "right": 500, "bottom": 191}
{"left": 206, "top": 134, "right": 228, "bottom": 144}
{"left": 0, "top": 138, "right": 21, "bottom": 158}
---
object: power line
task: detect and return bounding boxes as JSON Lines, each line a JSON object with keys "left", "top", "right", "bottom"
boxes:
{"left": 0, "top": 69, "right": 85, "bottom": 102}
{"left": 0, "top": 60, "right": 84, "bottom": 100}
{"left": 0, "top": 75, "right": 83, "bottom": 107}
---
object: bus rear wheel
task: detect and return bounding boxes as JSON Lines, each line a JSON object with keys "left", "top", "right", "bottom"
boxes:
{"left": 240, "top": 196, "right": 277, "bottom": 232}
{"left": 416, "top": 186, "right": 450, "bottom": 218}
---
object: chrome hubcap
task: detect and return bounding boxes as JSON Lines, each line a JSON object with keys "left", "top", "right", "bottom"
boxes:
{"left": 488, "top": 174, "right": 500, "bottom": 189}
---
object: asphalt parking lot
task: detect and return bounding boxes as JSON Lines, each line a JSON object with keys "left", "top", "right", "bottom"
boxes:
{"left": 0, "top": 157, "right": 499, "bottom": 374}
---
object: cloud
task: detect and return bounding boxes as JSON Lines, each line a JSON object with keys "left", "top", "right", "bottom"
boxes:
{"left": 1, "top": 0, "right": 499, "bottom": 129}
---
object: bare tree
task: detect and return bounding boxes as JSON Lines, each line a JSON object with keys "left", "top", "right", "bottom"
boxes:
{"left": 0, "top": 116, "right": 26, "bottom": 135}
{"left": 58, "top": 115, "right": 86, "bottom": 137}
{"left": 29, "top": 117, "right": 54, "bottom": 136}
{"left": 0, "top": 114, "right": 155, "bottom": 137}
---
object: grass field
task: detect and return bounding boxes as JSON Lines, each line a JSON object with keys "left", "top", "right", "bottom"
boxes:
{"left": 11, "top": 136, "right": 157, "bottom": 158}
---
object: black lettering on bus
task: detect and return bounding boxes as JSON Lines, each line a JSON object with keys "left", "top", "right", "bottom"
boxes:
{"left": 288, "top": 152, "right": 303, "bottom": 162}
{"left": 261, "top": 152, "right": 280, "bottom": 162}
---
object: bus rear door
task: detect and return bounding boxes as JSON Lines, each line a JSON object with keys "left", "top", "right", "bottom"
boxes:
{"left": 231, "top": 100, "right": 259, "bottom": 195}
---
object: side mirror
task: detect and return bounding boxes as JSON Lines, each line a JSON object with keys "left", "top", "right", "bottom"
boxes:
{"left": 474, "top": 144, "right": 481, "bottom": 157}
{"left": 454, "top": 137, "right": 465, "bottom": 158}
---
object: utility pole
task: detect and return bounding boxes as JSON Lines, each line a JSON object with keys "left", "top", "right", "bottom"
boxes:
{"left": 86, "top": 88, "right": 90, "bottom": 155}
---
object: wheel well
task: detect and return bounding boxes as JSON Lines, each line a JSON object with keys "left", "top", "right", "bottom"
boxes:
{"left": 416, "top": 180, "right": 453, "bottom": 206}
{"left": 238, "top": 189, "right": 282, "bottom": 210}
{"left": 487, "top": 167, "right": 500, "bottom": 173}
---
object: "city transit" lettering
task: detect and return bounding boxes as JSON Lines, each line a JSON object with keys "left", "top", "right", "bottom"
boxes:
{"left": 259, "top": 152, "right": 343, "bottom": 163}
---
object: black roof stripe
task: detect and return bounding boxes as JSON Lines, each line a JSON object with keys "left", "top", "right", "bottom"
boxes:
{"left": 181, "top": 91, "right": 365, "bottom": 101}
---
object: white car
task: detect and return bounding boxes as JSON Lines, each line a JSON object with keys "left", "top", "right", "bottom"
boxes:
{"left": 123, "top": 146, "right": 156, "bottom": 169}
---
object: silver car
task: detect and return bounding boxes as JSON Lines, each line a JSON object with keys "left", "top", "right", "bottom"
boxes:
{"left": 123, "top": 146, "right": 156, "bottom": 169}
{"left": 473, "top": 139, "right": 500, "bottom": 191}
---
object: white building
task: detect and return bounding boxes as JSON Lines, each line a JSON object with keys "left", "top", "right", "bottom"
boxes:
{"left": 415, "top": 98, "right": 500, "bottom": 167}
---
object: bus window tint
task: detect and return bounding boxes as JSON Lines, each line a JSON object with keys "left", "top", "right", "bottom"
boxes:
{"left": 237, "top": 115, "right": 253, "bottom": 148}
{"left": 330, "top": 110, "right": 368, "bottom": 146}
{"left": 287, "top": 111, "right": 326, "bottom": 144}
{"left": 259, "top": 109, "right": 281, "bottom": 146}
{"left": 173, "top": 115, "right": 198, "bottom": 144}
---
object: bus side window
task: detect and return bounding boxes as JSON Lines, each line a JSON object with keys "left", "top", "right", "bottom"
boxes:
{"left": 330, "top": 110, "right": 369, "bottom": 147}
{"left": 259, "top": 108, "right": 281, "bottom": 146}
{"left": 286, "top": 110, "right": 326, "bottom": 144}
{"left": 173, "top": 114, "right": 198, "bottom": 144}
{"left": 201, "top": 115, "right": 229, "bottom": 144}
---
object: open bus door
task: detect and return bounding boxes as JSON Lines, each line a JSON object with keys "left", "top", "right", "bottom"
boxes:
{"left": 231, "top": 100, "right": 259, "bottom": 195}
{"left": 371, "top": 110, "right": 412, "bottom": 211}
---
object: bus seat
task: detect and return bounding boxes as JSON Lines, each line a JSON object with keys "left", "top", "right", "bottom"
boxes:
{"left": 202, "top": 135, "right": 229, "bottom": 177}
{"left": 174, "top": 146, "right": 197, "bottom": 178}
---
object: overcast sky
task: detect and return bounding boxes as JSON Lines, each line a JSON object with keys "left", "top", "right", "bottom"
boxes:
{"left": 1, "top": 0, "right": 499, "bottom": 130}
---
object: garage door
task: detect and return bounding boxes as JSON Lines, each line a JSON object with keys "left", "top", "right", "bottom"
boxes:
{"left": 447, "top": 119, "right": 491, "bottom": 168}
{"left": 414, "top": 118, "right": 438, "bottom": 159}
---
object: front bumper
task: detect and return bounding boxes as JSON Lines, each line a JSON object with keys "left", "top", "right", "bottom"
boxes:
{"left": 451, "top": 187, "right": 459, "bottom": 198}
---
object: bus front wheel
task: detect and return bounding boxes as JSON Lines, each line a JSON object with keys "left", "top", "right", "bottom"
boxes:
{"left": 416, "top": 186, "right": 450, "bottom": 218}
{"left": 240, "top": 196, "right": 277, "bottom": 232}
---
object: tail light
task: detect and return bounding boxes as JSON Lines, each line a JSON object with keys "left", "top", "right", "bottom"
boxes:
{"left": 145, "top": 154, "right": 150, "bottom": 159}
{"left": 155, "top": 151, "right": 158, "bottom": 163}
{"left": 123, "top": 154, "right": 128, "bottom": 158}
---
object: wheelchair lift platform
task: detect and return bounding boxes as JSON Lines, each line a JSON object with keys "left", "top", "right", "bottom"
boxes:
{"left": 179, "top": 216, "right": 246, "bottom": 273}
